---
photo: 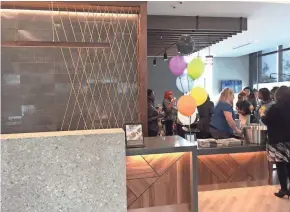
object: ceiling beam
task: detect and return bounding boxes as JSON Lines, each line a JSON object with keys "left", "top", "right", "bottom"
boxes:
{"left": 148, "top": 36, "right": 231, "bottom": 40}
{"left": 148, "top": 15, "right": 247, "bottom": 31}
{"left": 148, "top": 33, "right": 233, "bottom": 36}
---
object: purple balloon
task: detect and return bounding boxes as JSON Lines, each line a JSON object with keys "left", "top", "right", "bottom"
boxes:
{"left": 169, "top": 56, "right": 187, "bottom": 76}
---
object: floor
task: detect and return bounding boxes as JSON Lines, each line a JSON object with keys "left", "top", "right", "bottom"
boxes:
{"left": 128, "top": 186, "right": 290, "bottom": 212}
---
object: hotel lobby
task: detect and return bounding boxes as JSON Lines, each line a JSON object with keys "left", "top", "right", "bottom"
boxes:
{"left": 1, "top": 1, "right": 290, "bottom": 212}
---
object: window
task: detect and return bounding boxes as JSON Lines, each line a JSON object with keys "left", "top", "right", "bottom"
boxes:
{"left": 281, "top": 48, "right": 290, "bottom": 82}
{"left": 259, "top": 52, "right": 278, "bottom": 83}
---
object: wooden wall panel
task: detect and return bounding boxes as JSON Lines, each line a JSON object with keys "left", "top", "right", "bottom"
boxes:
{"left": 127, "top": 188, "right": 137, "bottom": 206}
{"left": 230, "top": 152, "right": 268, "bottom": 180}
{"left": 197, "top": 159, "right": 222, "bottom": 185}
{"left": 126, "top": 156, "right": 158, "bottom": 180}
{"left": 128, "top": 152, "right": 191, "bottom": 209}
{"left": 198, "top": 155, "right": 239, "bottom": 182}
{"left": 143, "top": 153, "right": 184, "bottom": 175}
{"left": 126, "top": 151, "right": 269, "bottom": 209}
{"left": 127, "top": 178, "right": 158, "bottom": 197}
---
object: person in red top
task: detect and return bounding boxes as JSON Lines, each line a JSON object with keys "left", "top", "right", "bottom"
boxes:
{"left": 162, "top": 90, "right": 177, "bottom": 136}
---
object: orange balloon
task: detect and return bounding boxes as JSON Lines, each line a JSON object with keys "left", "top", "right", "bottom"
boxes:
{"left": 177, "top": 95, "right": 197, "bottom": 116}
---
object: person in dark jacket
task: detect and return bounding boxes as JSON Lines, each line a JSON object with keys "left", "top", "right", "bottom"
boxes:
{"left": 262, "top": 86, "right": 290, "bottom": 198}
{"left": 196, "top": 96, "right": 214, "bottom": 138}
{"left": 147, "top": 89, "right": 163, "bottom": 137}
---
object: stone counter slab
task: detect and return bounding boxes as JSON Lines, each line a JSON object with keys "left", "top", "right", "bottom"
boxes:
{"left": 1, "top": 129, "right": 126, "bottom": 212}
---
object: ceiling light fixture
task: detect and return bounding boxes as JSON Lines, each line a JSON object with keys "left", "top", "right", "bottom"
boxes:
{"left": 153, "top": 57, "right": 157, "bottom": 66}
{"left": 206, "top": 46, "right": 213, "bottom": 65}
{"left": 163, "top": 51, "right": 168, "bottom": 61}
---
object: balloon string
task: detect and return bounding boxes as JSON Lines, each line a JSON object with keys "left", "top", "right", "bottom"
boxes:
{"left": 179, "top": 76, "right": 185, "bottom": 94}
{"left": 189, "top": 116, "right": 192, "bottom": 142}
{"left": 186, "top": 76, "right": 190, "bottom": 94}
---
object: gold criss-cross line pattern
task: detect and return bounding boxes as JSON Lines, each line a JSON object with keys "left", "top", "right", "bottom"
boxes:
{"left": 50, "top": 4, "right": 139, "bottom": 130}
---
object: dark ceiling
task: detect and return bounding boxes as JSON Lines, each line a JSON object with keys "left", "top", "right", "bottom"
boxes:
{"left": 147, "top": 15, "right": 247, "bottom": 57}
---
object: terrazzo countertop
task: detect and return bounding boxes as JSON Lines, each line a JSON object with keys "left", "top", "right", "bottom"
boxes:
{"left": 1, "top": 129, "right": 126, "bottom": 212}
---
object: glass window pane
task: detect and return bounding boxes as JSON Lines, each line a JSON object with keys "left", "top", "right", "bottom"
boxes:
{"left": 259, "top": 53, "right": 278, "bottom": 83}
{"left": 281, "top": 49, "right": 290, "bottom": 82}
{"left": 262, "top": 47, "right": 278, "bottom": 54}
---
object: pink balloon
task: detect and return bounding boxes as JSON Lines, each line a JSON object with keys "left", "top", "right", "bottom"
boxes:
{"left": 169, "top": 56, "right": 187, "bottom": 76}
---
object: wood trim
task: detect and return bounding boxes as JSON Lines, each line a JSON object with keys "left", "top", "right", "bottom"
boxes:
{"left": 138, "top": 3, "right": 148, "bottom": 136}
{"left": 1, "top": 41, "right": 110, "bottom": 48}
{"left": 1, "top": 1, "right": 141, "bottom": 14}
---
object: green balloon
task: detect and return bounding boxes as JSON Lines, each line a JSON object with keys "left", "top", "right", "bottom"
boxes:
{"left": 187, "top": 58, "right": 205, "bottom": 80}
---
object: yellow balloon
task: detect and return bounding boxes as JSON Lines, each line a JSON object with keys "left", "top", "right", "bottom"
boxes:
{"left": 187, "top": 58, "right": 205, "bottom": 80}
{"left": 190, "top": 87, "right": 208, "bottom": 106}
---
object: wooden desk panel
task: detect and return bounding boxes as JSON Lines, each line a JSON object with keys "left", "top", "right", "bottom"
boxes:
{"left": 126, "top": 151, "right": 269, "bottom": 209}
{"left": 127, "top": 152, "right": 191, "bottom": 209}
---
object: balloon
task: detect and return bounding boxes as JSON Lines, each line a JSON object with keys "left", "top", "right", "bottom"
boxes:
{"left": 187, "top": 58, "right": 205, "bottom": 80}
{"left": 177, "top": 95, "right": 197, "bottom": 116}
{"left": 169, "top": 56, "right": 187, "bottom": 76}
{"left": 178, "top": 111, "right": 197, "bottom": 125}
{"left": 176, "top": 73, "right": 194, "bottom": 93}
{"left": 189, "top": 87, "right": 208, "bottom": 106}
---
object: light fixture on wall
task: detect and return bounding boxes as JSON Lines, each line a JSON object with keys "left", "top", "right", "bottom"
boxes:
{"left": 163, "top": 51, "right": 168, "bottom": 61}
{"left": 152, "top": 42, "right": 176, "bottom": 66}
{"left": 206, "top": 55, "right": 213, "bottom": 65}
{"left": 206, "top": 46, "right": 213, "bottom": 65}
{"left": 153, "top": 57, "right": 157, "bottom": 66}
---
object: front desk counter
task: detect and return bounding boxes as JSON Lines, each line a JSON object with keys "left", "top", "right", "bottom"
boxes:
{"left": 126, "top": 136, "right": 269, "bottom": 211}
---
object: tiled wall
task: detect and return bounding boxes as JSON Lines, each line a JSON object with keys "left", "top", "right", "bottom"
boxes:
{"left": 1, "top": 10, "right": 139, "bottom": 134}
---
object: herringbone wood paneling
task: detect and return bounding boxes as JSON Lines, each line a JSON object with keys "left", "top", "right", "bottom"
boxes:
{"left": 126, "top": 156, "right": 158, "bottom": 180}
{"left": 127, "top": 151, "right": 269, "bottom": 209}
{"left": 128, "top": 153, "right": 191, "bottom": 209}
{"left": 127, "top": 177, "right": 158, "bottom": 197}
{"left": 142, "top": 152, "right": 184, "bottom": 175}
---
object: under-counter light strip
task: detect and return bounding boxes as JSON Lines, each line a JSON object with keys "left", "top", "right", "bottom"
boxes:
{"left": 0, "top": 9, "right": 138, "bottom": 18}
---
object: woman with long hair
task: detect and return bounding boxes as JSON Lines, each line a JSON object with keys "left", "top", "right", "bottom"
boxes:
{"left": 262, "top": 86, "right": 290, "bottom": 198}
{"left": 210, "top": 88, "right": 242, "bottom": 139}
{"left": 256, "top": 88, "right": 275, "bottom": 123}
{"left": 162, "top": 90, "right": 177, "bottom": 136}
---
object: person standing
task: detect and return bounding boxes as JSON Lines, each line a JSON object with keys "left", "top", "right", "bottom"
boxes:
{"left": 148, "top": 89, "right": 163, "bottom": 137}
{"left": 236, "top": 91, "right": 254, "bottom": 126}
{"left": 271, "top": 86, "right": 279, "bottom": 101}
{"left": 162, "top": 90, "right": 177, "bottom": 136}
{"left": 243, "top": 87, "right": 251, "bottom": 99}
{"left": 261, "top": 86, "right": 290, "bottom": 198}
{"left": 210, "top": 88, "right": 242, "bottom": 139}
{"left": 256, "top": 88, "right": 275, "bottom": 123}
{"left": 197, "top": 96, "right": 214, "bottom": 138}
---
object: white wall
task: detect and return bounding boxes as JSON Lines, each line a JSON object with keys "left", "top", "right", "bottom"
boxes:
{"left": 148, "top": 57, "right": 183, "bottom": 105}
{"left": 148, "top": 55, "right": 250, "bottom": 106}
{"left": 212, "top": 55, "right": 249, "bottom": 103}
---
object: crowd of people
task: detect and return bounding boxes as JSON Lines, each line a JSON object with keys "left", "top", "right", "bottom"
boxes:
{"left": 147, "top": 85, "right": 290, "bottom": 198}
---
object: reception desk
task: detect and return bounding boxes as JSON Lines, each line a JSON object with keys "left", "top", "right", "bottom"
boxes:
{"left": 126, "top": 136, "right": 198, "bottom": 212}
{"left": 1, "top": 129, "right": 127, "bottom": 212}
{"left": 126, "top": 136, "right": 269, "bottom": 211}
